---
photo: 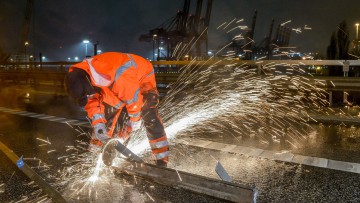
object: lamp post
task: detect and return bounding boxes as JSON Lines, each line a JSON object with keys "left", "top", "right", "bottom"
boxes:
{"left": 24, "top": 41, "right": 29, "bottom": 59}
{"left": 152, "top": 34, "right": 157, "bottom": 61}
{"left": 356, "top": 23, "right": 359, "bottom": 41}
{"left": 83, "top": 40, "right": 90, "bottom": 57}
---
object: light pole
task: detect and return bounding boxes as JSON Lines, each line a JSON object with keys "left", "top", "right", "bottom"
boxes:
{"left": 356, "top": 23, "right": 359, "bottom": 41}
{"left": 24, "top": 41, "right": 29, "bottom": 59}
{"left": 83, "top": 40, "right": 90, "bottom": 57}
{"left": 152, "top": 34, "right": 157, "bottom": 61}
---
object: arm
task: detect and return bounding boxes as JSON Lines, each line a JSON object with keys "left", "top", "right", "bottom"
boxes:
{"left": 85, "top": 93, "right": 109, "bottom": 143}
{"left": 84, "top": 93, "right": 107, "bottom": 126}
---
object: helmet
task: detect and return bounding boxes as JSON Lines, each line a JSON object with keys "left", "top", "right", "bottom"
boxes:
{"left": 65, "top": 68, "right": 100, "bottom": 106}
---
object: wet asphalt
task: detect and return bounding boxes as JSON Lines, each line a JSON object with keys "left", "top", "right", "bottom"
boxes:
{"left": 0, "top": 84, "right": 360, "bottom": 203}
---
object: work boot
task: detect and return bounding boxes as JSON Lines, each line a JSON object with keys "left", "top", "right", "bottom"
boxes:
{"left": 155, "top": 159, "right": 168, "bottom": 167}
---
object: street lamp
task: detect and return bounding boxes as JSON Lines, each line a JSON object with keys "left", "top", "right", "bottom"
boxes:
{"left": 356, "top": 23, "right": 359, "bottom": 41}
{"left": 83, "top": 40, "right": 90, "bottom": 57}
{"left": 24, "top": 41, "right": 29, "bottom": 58}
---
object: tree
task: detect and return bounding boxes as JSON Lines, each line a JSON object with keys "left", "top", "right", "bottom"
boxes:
{"left": 337, "top": 20, "right": 350, "bottom": 60}
{"left": 326, "top": 20, "right": 350, "bottom": 60}
{"left": 327, "top": 32, "right": 337, "bottom": 59}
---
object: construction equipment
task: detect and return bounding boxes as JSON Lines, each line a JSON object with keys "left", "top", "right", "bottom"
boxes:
{"left": 139, "top": 0, "right": 213, "bottom": 60}
{"left": 99, "top": 106, "right": 256, "bottom": 202}
{"left": 101, "top": 138, "right": 257, "bottom": 202}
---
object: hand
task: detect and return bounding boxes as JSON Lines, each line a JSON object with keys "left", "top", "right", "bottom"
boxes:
{"left": 93, "top": 123, "right": 109, "bottom": 143}
{"left": 128, "top": 120, "right": 142, "bottom": 131}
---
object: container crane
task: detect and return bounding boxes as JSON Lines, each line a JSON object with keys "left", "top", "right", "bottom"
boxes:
{"left": 139, "top": 0, "right": 213, "bottom": 60}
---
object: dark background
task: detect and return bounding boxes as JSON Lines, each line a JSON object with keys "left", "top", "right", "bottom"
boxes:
{"left": 1, "top": 0, "right": 360, "bottom": 60}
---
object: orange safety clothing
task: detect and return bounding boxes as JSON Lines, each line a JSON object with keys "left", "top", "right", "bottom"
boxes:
{"left": 68, "top": 52, "right": 169, "bottom": 161}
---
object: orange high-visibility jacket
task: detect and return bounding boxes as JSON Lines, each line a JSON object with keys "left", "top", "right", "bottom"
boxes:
{"left": 69, "top": 52, "right": 157, "bottom": 127}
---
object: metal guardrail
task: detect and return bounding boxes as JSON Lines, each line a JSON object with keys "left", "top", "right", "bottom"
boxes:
{"left": 1, "top": 60, "right": 360, "bottom": 90}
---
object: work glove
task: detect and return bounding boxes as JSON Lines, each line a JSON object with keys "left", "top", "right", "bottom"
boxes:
{"left": 93, "top": 123, "right": 109, "bottom": 143}
{"left": 128, "top": 120, "right": 142, "bottom": 131}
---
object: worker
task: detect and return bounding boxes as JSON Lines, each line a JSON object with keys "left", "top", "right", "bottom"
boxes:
{"left": 65, "top": 52, "right": 169, "bottom": 166}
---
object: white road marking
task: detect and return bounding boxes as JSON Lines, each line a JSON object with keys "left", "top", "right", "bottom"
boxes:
{"left": 0, "top": 106, "right": 89, "bottom": 127}
{"left": 177, "top": 137, "right": 360, "bottom": 174}
{"left": 1, "top": 106, "right": 360, "bottom": 174}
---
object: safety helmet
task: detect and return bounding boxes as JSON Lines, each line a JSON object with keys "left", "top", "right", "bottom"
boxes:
{"left": 65, "top": 68, "right": 100, "bottom": 106}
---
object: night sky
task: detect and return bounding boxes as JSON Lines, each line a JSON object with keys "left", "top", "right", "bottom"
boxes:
{"left": 1, "top": 0, "right": 360, "bottom": 61}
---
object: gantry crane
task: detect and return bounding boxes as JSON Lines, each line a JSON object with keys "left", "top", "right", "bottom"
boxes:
{"left": 16, "top": 0, "right": 34, "bottom": 62}
{"left": 139, "top": 0, "right": 213, "bottom": 60}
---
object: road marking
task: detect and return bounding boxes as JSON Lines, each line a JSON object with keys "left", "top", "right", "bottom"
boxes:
{"left": 0, "top": 106, "right": 89, "bottom": 127}
{"left": 176, "top": 138, "right": 360, "bottom": 174}
{"left": 1, "top": 106, "right": 360, "bottom": 174}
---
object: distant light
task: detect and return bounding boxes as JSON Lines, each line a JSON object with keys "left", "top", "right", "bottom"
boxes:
{"left": 97, "top": 50, "right": 102, "bottom": 53}
{"left": 42, "top": 56, "right": 46, "bottom": 60}
{"left": 83, "top": 40, "right": 90, "bottom": 44}
{"left": 185, "top": 55, "right": 189, "bottom": 58}
{"left": 75, "top": 57, "right": 79, "bottom": 60}
{"left": 208, "top": 51, "right": 213, "bottom": 55}
{"left": 29, "top": 55, "right": 33, "bottom": 58}
{"left": 25, "top": 41, "right": 29, "bottom": 46}
{"left": 153, "top": 34, "right": 157, "bottom": 37}
{"left": 67, "top": 57, "right": 71, "bottom": 61}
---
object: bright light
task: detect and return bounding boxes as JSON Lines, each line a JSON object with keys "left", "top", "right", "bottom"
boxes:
{"left": 83, "top": 40, "right": 90, "bottom": 44}
{"left": 42, "top": 56, "right": 46, "bottom": 60}
{"left": 67, "top": 57, "right": 71, "bottom": 61}
{"left": 25, "top": 41, "right": 29, "bottom": 46}
{"left": 29, "top": 55, "right": 33, "bottom": 58}
{"left": 75, "top": 57, "right": 79, "bottom": 61}
{"left": 97, "top": 50, "right": 102, "bottom": 54}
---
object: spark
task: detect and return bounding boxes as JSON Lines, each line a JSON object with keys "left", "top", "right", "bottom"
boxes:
{"left": 223, "top": 18, "right": 237, "bottom": 30}
{"left": 304, "top": 25, "right": 312, "bottom": 30}
{"left": 47, "top": 150, "right": 56, "bottom": 154}
{"left": 36, "top": 138, "right": 51, "bottom": 144}
{"left": 281, "top": 20, "right": 292, "bottom": 26}
{"left": 145, "top": 192, "right": 155, "bottom": 202}
{"left": 175, "top": 168, "right": 183, "bottom": 181}
{"left": 217, "top": 21, "right": 227, "bottom": 29}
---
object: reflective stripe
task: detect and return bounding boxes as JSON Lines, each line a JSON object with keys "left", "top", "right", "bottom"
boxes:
{"left": 127, "top": 54, "right": 137, "bottom": 68}
{"left": 86, "top": 58, "right": 112, "bottom": 86}
{"left": 128, "top": 111, "right": 141, "bottom": 118}
{"left": 92, "top": 113, "right": 105, "bottom": 121}
{"left": 145, "top": 69, "right": 154, "bottom": 78}
{"left": 114, "top": 54, "right": 137, "bottom": 81}
{"left": 114, "top": 101, "right": 124, "bottom": 109}
{"left": 125, "top": 88, "right": 140, "bottom": 105}
{"left": 150, "top": 140, "right": 169, "bottom": 149}
{"left": 154, "top": 151, "right": 169, "bottom": 160}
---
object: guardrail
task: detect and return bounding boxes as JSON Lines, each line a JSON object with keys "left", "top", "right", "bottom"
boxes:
{"left": 1, "top": 60, "right": 360, "bottom": 105}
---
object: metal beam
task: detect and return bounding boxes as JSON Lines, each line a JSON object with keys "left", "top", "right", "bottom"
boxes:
{"left": 0, "top": 141, "right": 67, "bottom": 203}
{"left": 112, "top": 161, "right": 257, "bottom": 203}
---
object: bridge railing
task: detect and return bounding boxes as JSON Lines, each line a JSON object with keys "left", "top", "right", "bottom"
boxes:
{"left": 1, "top": 60, "right": 360, "bottom": 105}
